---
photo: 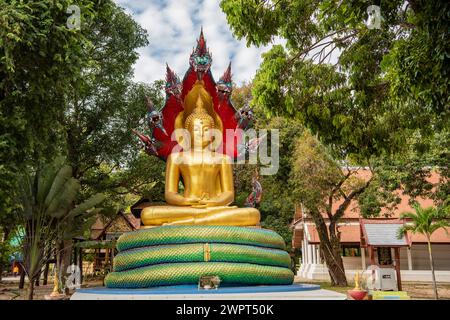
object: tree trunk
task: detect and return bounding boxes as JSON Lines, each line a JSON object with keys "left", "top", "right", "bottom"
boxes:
{"left": 427, "top": 238, "right": 438, "bottom": 300}
{"left": 321, "top": 235, "right": 348, "bottom": 286}
{"left": 27, "top": 278, "right": 35, "bottom": 300}
{"left": 56, "top": 239, "right": 73, "bottom": 295}
{"left": 312, "top": 212, "right": 347, "bottom": 286}
{"left": 43, "top": 262, "right": 50, "bottom": 285}
{"left": 19, "top": 269, "right": 25, "bottom": 289}
{"left": 35, "top": 269, "right": 41, "bottom": 286}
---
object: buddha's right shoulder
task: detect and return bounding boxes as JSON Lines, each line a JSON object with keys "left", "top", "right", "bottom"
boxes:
{"left": 168, "top": 152, "right": 183, "bottom": 162}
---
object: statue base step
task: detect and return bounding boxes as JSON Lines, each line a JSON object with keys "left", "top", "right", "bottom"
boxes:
{"left": 70, "top": 283, "right": 346, "bottom": 300}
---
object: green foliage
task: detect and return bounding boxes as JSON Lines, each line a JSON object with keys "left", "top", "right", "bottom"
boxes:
{"left": 398, "top": 204, "right": 450, "bottom": 240}
{"left": 0, "top": 0, "right": 154, "bottom": 228}
{"left": 15, "top": 157, "right": 105, "bottom": 291}
{"left": 357, "top": 179, "right": 401, "bottom": 218}
{"left": 365, "top": 130, "right": 450, "bottom": 214}
{"left": 0, "top": 235, "right": 16, "bottom": 277}
{"left": 63, "top": 3, "right": 151, "bottom": 179}
{"left": 223, "top": 0, "right": 449, "bottom": 224}
{"left": 396, "top": 203, "right": 450, "bottom": 299}
{"left": 221, "top": 0, "right": 449, "bottom": 160}
{"left": 231, "top": 84, "right": 302, "bottom": 247}
{"left": 0, "top": 0, "right": 93, "bottom": 232}
{"left": 290, "top": 130, "right": 344, "bottom": 212}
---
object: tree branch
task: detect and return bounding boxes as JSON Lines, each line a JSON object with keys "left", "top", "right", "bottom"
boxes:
{"left": 333, "top": 176, "right": 374, "bottom": 223}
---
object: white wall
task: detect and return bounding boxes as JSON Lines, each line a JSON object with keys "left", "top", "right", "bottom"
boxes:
{"left": 399, "top": 244, "right": 450, "bottom": 270}
{"left": 342, "top": 256, "right": 363, "bottom": 270}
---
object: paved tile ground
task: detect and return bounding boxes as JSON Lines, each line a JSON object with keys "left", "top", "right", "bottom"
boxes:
{"left": 1, "top": 276, "right": 449, "bottom": 300}
{"left": 295, "top": 276, "right": 450, "bottom": 300}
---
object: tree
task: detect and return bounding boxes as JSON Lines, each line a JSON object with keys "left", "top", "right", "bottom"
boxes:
{"left": 0, "top": 0, "right": 100, "bottom": 225}
{"left": 62, "top": 2, "right": 151, "bottom": 181}
{"left": 56, "top": 1, "right": 169, "bottom": 219}
{"left": 220, "top": 0, "right": 449, "bottom": 128}
{"left": 0, "top": 231, "right": 16, "bottom": 282}
{"left": 221, "top": 0, "right": 449, "bottom": 286}
{"left": 231, "top": 83, "right": 302, "bottom": 249}
{"left": 0, "top": 0, "right": 154, "bottom": 244}
{"left": 15, "top": 157, "right": 105, "bottom": 299}
{"left": 398, "top": 204, "right": 450, "bottom": 300}
{"left": 290, "top": 131, "right": 373, "bottom": 286}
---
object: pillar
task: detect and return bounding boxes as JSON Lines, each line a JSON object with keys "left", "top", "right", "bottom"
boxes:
{"left": 407, "top": 247, "right": 413, "bottom": 270}
{"left": 73, "top": 243, "right": 78, "bottom": 266}
{"left": 78, "top": 248, "right": 83, "bottom": 283}
{"left": 308, "top": 243, "right": 313, "bottom": 265}
{"left": 361, "top": 247, "right": 366, "bottom": 270}
{"left": 302, "top": 241, "right": 306, "bottom": 265}
{"left": 316, "top": 246, "right": 321, "bottom": 264}
{"left": 311, "top": 245, "right": 316, "bottom": 264}
{"left": 369, "top": 246, "right": 375, "bottom": 266}
{"left": 105, "top": 248, "right": 109, "bottom": 269}
{"left": 303, "top": 233, "right": 309, "bottom": 265}
{"left": 394, "top": 248, "right": 402, "bottom": 291}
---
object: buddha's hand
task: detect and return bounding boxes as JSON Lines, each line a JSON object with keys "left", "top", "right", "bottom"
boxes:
{"left": 183, "top": 197, "right": 201, "bottom": 205}
{"left": 191, "top": 198, "right": 220, "bottom": 208}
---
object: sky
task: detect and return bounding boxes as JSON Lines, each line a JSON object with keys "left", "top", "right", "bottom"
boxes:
{"left": 114, "top": 0, "right": 282, "bottom": 85}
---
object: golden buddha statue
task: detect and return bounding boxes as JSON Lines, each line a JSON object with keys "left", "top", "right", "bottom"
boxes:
{"left": 104, "top": 33, "right": 295, "bottom": 290}
{"left": 141, "top": 82, "right": 260, "bottom": 227}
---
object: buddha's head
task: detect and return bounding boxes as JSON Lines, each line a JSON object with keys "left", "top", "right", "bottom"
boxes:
{"left": 185, "top": 97, "right": 215, "bottom": 149}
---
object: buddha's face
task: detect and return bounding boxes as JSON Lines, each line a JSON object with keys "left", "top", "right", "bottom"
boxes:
{"left": 189, "top": 117, "right": 213, "bottom": 149}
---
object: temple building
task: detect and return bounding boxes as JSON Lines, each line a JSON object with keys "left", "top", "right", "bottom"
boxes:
{"left": 80, "top": 211, "right": 140, "bottom": 275}
{"left": 292, "top": 168, "right": 450, "bottom": 283}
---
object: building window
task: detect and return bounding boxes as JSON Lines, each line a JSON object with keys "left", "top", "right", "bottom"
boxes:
{"left": 341, "top": 245, "right": 361, "bottom": 257}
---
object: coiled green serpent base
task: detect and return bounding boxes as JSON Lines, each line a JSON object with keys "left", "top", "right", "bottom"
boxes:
{"left": 105, "top": 226, "right": 294, "bottom": 288}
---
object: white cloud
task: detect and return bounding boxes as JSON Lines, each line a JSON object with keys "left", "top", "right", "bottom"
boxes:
{"left": 114, "top": 0, "right": 283, "bottom": 85}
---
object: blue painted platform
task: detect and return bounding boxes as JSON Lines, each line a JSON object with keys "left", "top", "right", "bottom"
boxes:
{"left": 76, "top": 283, "right": 320, "bottom": 295}
{"left": 71, "top": 283, "right": 347, "bottom": 300}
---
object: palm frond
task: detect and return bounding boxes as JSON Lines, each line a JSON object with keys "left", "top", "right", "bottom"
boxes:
{"left": 47, "top": 178, "right": 81, "bottom": 218}
{"left": 429, "top": 220, "right": 450, "bottom": 235}
{"left": 399, "top": 211, "right": 417, "bottom": 220}
{"left": 67, "top": 193, "right": 106, "bottom": 219}
{"left": 397, "top": 224, "right": 415, "bottom": 239}
{"left": 43, "top": 165, "right": 73, "bottom": 208}
{"left": 17, "top": 173, "right": 34, "bottom": 220}
{"left": 36, "top": 156, "right": 65, "bottom": 205}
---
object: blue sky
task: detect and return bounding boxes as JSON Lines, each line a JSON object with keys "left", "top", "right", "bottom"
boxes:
{"left": 114, "top": 0, "right": 282, "bottom": 85}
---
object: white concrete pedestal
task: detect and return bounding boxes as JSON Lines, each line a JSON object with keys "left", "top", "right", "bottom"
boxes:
{"left": 71, "top": 284, "right": 346, "bottom": 300}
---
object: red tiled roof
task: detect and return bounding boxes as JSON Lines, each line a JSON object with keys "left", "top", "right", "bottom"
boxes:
{"left": 301, "top": 169, "right": 441, "bottom": 220}
{"left": 409, "top": 228, "right": 450, "bottom": 243}
{"left": 306, "top": 225, "right": 361, "bottom": 244}
{"left": 303, "top": 224, "right": 450, "bottom": 246}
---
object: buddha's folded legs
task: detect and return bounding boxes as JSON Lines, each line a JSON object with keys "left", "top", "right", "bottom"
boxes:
{"left": 141, "top": 205, "right": 260, "bottom": 226}
{"left": 164, "top": 207, "right": 260, "bottom": 226}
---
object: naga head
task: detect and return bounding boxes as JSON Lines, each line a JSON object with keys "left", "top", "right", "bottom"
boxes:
{"left": 146, "top": 97, "right": 167, "bottom": 136}
{"left": 235, "top": 104, "right": 254, "bottom": 130}
{"left": 189, "top": 28, "right": 212, "bottom": 81}
{"left": 217, "top": 62, "right": 233, "bottom": 101}
{"left": 165, "top": 64, "right": 182, "bottom": 100}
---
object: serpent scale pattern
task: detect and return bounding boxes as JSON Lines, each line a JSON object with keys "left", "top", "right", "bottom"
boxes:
{"left": 113, "top": 243, "right": 291, "bottom": 272}
{"left": 106, "top": 226, "right": 294, "bottom": 288}
{"left": 116, "top": 226, "right": 286, "bottom": 251}
{"left": 105, "top": 262, "right": 294, "bottom": 288}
